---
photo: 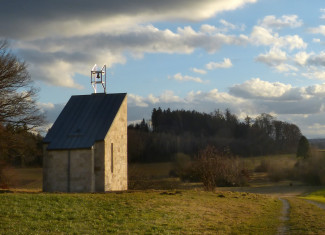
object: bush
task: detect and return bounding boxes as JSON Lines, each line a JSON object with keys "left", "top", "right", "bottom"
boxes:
{"left": 293, "top": 150, "right": 325, "bottom": 185}
{"left": 195, "top": 146, "right": 249, "bottom": 191}
{"left": 171, "top": 153, "right": 200, "bottom": 182}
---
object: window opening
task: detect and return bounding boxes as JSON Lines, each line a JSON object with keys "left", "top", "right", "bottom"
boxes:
{"left": 111, "top": 143, "right": 113, "bottom": 173}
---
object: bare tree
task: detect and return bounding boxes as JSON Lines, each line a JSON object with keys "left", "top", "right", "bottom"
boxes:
{"left": 0, "top": 40, "right": 44, "bottom": 129}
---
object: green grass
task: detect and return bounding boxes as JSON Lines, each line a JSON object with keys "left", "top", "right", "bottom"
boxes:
{"left": 287, "top": 197, "right": 325, "bottom": 234}
{"left": 302, "top": 188, "right": 325, "bottom": 203}
{"left": 287, "top": 188, "right": 325, "bottom": 234}
{"left": 0, "top": 190, "right": 281, "bottom": 234}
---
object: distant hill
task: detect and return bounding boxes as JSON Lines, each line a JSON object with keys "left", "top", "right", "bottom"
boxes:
{"left": 308, "top": 139, "right": 325, "bottom": 149}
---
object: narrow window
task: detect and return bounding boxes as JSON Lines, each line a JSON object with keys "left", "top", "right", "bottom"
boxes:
{"left": 111, "top": 143, "right": 113, "bottom": 173}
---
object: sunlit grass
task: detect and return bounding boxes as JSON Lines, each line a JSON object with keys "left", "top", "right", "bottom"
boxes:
{"left": 0, "top": 190, "right": 281, "bottom": 234}
{"left": 287, "top": 197, "right": 325, "bottom": 234}
{"left": 302, "top": 188, "right": 325, "bottom": 203}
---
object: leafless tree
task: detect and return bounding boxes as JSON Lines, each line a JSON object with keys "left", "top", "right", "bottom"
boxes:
{"left": 0, "top": 39, "right": 44, "bottom": 129}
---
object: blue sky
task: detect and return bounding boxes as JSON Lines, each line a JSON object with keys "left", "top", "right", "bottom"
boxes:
{"left": 2, "top": 0, "right": 325, "bottom": 138}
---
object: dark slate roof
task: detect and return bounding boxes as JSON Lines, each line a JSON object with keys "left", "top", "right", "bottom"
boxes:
{"left": 43, "top": 93, "right": 126, "bottom": 150}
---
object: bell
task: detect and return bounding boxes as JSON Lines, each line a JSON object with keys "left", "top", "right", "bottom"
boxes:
{"left": 96, "top": 72, "right": 101, "bottom": 79}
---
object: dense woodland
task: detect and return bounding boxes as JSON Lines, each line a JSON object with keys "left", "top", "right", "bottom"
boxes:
{"left": 128, "top": 108, "right": 302, "bottom": 162}
{"left": 0, "top": 123, "right": 43, "bottom": 166}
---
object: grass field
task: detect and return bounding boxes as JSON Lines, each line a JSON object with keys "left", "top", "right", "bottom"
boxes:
{"left": 1, "top": 158, "right": 325, "bottom": 234}
{"left": 0, "top": 190, "right": 281, "bottom": 234}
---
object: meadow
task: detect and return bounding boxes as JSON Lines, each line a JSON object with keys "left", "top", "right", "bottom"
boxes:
{"left": 0, "top": 191, "right": 282, "bottom": 234}
{"left": 1, "top": 155, "right": 325, "bottom": 234}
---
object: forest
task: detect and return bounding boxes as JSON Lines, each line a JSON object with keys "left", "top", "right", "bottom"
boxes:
{"left": 0, "top": 123, "right": 43, "bottom": 167}
{"left": 128, "top": 108, "right": 302, "bottom": 162}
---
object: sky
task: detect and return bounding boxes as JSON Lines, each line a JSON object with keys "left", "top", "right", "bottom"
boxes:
{"left": 2, "top": 0, "right": 325, "bottom": 138}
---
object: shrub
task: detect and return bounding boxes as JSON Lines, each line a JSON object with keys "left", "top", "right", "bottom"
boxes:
{"left": 195, "top": 146, "right": 249, "bottom": 191}
{"left": 171, "top": 153, "right": 200, "bottom": 182}
{"left": 293, "top": 150, "right": 325, "bottom": 185}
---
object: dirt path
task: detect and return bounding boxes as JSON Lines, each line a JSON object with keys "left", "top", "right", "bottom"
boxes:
{"left": 277, "top": 198, "right": 290, "bottom": 235}
{"left": 305, "top": 200, "right": 325, "bottom": 210}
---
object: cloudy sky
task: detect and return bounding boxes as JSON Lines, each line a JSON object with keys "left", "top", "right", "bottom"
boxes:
{"left": 2, "top": 0, "right": 325, "bottom": 138}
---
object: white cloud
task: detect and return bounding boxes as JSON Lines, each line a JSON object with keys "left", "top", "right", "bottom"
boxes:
{"left": 308, "top": 25, "right": 325, "bottom": 36}
{"left": 206, "top": 58, "right": 233, "bottom": 70}
{"left": 220, "top": 19, "right": 237, "bottom": 30}
{"left": 147, "top": 94, "right": 159, "bottom": 104}
{"left": 37, "top": 102, "right": 65, "bottom": 125}
{"left": 219, "top": 19, "right": 245, "bottom": 31}
{"left": 128, "top": 94, "right": 149, "bottom": 107}
{"left": 306, "top": 83, "right": 325, "bottom": 96}
{"left": 259, "top": 15, "right": 303, "bottom": 29}
{"left": 38, "top": 102, "right": 55, "bottom": 110}
{"left": 159, "top": 90, "right": 183, "bottom": 103}
{"left": 294, "top": 51, "right": 312, "bottom": 66}
{"left": 255, "top": 47, "right": 287, "bottom": 66}
{"left": 169, "top": 73, "right": 204, "bottom": 83}
{"left": 306, "top": 52, "right": 325, "bottom": 66}
{"left": 274, "top": 63, "right": 298, "bottom": 72}
{"left": 250, "top": 26, "right": 307, "bottom": 50}
{"left": 313, "top": 38, "right": 321, "bottom": 43}
{"left": 200, "top": 20, "right": 245, "bottom": 34}
{"left": 201, "top": 89, "right": 245, "bottom": 103}
{"left": 17, "top": 24, "right": 248, "bottom": 88}
{"left": 32, "top": 60, "right": 84, "bottom": 89}
{"left": 229, "top": 78, "right": 293, "bottom": 99}
{"left": 200, "top": 24, "right": 220, "bottom": 34}
{"left": 191, "top": 68, "right": 207, "bottom": 74}
{"left": 302, "top": 69, "right": 325, "bottom": 80}
{"left": 255, "top": 48, "right": 299, "bottom": 72}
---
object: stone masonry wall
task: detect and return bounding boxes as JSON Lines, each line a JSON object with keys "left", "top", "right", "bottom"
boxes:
{"left": 104, "top": 96, "right": 128, "bottom": 191}
{"left": 43, "top": 148, "right": 94, "bottom": 192}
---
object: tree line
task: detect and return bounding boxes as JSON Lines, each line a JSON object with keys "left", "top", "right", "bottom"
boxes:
{"left": 128, "top": 108, "right": 302, "bottom": 162}
{"left": 0, "top": 123, "right": 43, "bottom": 166}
